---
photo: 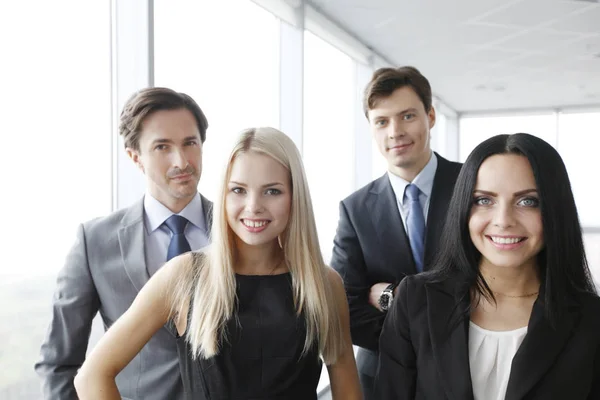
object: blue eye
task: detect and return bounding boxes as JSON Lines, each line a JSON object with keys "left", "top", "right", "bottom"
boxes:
{"left": 402, "top": 113, "right": 416, "bottom": 120}
{"left": 518, "top": 197, "right": 539, "bottom": 207}
{"left": 474, "top": 197, "right": 492, "bottom": 206}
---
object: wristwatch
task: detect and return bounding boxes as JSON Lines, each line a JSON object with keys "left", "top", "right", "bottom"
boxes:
{"left": 378, "top": 283, "right": 398, "bottom": 311}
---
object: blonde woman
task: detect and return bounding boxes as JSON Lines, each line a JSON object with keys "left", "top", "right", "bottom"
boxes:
{"left": 74, "top": 127, "right": 362, "bottom": 400}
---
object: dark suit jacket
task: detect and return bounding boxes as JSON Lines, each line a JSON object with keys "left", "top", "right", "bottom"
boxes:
{"left": 376, "top": 273, "right": 600, "bottom": 400}
{"left": 330, "top": 153, "right": 461, "bottom": 375}
{"left": 35, "top": 195, "right": 212, "bottom": 400}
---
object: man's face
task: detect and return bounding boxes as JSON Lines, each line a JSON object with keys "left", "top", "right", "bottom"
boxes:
{"left": 368, "top": 86, "right": 435, "bottom": 179}
{"left": 127, "top": 108, "right": 203, "bottom": 211}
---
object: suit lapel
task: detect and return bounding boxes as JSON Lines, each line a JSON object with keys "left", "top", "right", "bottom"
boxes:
{"left": 118, "top": 199, "right": 150, "bottom": 292}
{"left": 505, "top": 299, "right": 578, "bottom": 400}
{"left": 424, "top": 155, "right": 459, "bottom": 269}
{"left": 427, "top": 281, "right": 474, "bottom": 400}
{"left": 368, "top": 174, "right": 417, "bottom": 276}
{"left": 200, "top": 194, "right": 213, "bottom": 234}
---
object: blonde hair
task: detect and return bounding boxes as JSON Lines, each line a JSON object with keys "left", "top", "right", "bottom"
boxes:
{"left": 169, "top": 127, "right": 344, "bottom": 364}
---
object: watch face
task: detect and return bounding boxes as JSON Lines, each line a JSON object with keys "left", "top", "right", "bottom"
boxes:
{"left": 379, "top": 292, "right": 392, "bottom": 310}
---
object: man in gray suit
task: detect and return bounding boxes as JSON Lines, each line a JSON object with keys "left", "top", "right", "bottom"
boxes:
{"left": 35, "top": 87, "right": 212, "bottom": 400}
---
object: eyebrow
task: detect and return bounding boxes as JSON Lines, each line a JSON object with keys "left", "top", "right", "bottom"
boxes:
{"left": 229, "top": 181, "right": 285, "bottom": 188}
{"left": 372, "top": 108, "right": 418, "bottom": 120}
{"left": 473, "top": 189, "right": 538, "bottom": 197}
{"left": 150, "top": 136, "right": 199, "bottom": 145}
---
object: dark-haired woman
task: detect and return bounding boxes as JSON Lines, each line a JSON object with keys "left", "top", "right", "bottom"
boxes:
{"left": 375, "top": 133, "right": 600, "bottom": 400}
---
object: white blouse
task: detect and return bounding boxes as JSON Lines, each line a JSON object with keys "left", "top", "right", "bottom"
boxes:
{"left": 468, "top": 321, "right": 528, "bottom": 400}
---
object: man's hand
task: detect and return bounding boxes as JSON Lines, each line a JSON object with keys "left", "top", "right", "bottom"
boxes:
{"left": 369, "top": 282, "right": 392, "bottom": 312}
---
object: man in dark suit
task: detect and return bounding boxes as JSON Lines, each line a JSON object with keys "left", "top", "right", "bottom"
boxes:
{"left": 35, "top": 88, "right": 212, "bottom": 400}
{"left": 330, "top": 66, "right": 462, "bottom": 399}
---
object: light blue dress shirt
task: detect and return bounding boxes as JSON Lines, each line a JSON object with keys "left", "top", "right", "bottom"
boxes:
{"left": 143, "top": 193, "right": 209, "bottom": 276}
{"left": 387, "top": 152, "right": 438, "bottom": 231}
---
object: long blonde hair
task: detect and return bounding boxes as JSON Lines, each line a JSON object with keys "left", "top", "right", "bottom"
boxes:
{"left": 169, "top": 127, "right": 344, "bottom": 364}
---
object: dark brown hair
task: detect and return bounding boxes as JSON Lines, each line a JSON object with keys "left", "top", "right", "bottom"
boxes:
{"left": 363, "top": 66, "right": 432, "bottom": 118}
{"left": 119, "top": 87, "right": 208, "bottom": 151}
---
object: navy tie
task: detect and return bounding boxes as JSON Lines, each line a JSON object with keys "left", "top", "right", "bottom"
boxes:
{"left": 164, "top": 215, "right": 192, "bottom": 261}
{"left": 405, "top": 184, "right": 426, "bottom": 272}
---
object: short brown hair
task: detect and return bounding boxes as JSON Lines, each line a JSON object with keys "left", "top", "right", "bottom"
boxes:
{"left": 363, "top": 66, "right": 432, "bottom": 118}
{"left": 119, "top": 87, "right": 208, "bottom": 151}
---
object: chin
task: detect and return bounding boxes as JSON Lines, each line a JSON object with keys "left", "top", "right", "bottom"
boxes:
{"left": 486, "top": 257, "right": 531, "bottom": 269}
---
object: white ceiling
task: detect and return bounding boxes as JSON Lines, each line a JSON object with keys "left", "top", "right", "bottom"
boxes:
{"left": 308, "top": 0, "right": 600, "bottom": 113}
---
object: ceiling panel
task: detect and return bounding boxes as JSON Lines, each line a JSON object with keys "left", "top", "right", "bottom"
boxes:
{"left": 546, "top": 6, "right": 600, "bottom": 33}
{"left": 308, "top": 0, "right": 600, "bottom": 112}
{"left": 493, "top": 28, "right": 584, "bottom": 51}
{"left": 473, "top": 0, "right": 591, "bottom": 27}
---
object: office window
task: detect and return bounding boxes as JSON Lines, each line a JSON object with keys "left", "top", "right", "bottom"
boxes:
{"left": 372, "top": 136, "right": 389, "bottom": 180}
{"left": 303, "top": 31, "right": 355, "bottom": 264}
{"left": 557, "top": 112, "right": 600, "bottom": 228}
{"left": 459, "top": 114, "right": 557, "bottom": 161}
{"left": 154, "top": 0, "right": 280, "bottom": 201}
{"left": 0, "top": 2, "right": 112, "bottom": 398}
{"left": 584, "top": 233, "right": 600, "bottom": 286}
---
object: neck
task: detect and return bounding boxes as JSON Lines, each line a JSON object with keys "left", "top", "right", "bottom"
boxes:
{"left": 479, "top": 259, "right": 541, "bottom": 297}
{"left": 150, "top": 191, "right": 195, "bottom": 214}
{"left": 389, "top": 151, "right": 432, "bottom": 182}
{"left": 234, "top": 239, "right": 284, "bottom": 275}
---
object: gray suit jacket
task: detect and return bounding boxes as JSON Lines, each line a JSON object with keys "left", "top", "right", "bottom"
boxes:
{"left": 35, "top": 195, "right": 213, "bottom": 400}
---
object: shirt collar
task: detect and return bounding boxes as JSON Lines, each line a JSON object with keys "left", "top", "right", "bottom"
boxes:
{"left": 143, "top": 192, "right": 205, "bottom": 234}
{"left": 387, "top": 152, "right": 438, "bottom": 205}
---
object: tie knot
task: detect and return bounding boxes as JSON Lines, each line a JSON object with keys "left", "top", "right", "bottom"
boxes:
{"left": 405, "top": 184, "right": 421, "bottom": 202}
{"left": 164, "top": 215, "right": 189, "bottom": 235}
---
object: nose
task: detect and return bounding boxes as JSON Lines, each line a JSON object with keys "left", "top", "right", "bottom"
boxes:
{"left": 492, "top": 202, "right": 516, "bottom": 229}
{"left": 388, "top": 118, "right": 404, "bottom": 139}
{"left": 245, "top": 192, "right": 264, "bottom": 214}
{"left": 172, "top": 147, "right": 189, "bottom": 170}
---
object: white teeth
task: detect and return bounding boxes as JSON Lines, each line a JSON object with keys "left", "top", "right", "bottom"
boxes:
{"left": 243, "top": 220, "right": 268, "bottom": 228}
{"left": 490, "top": 236, "right": 523, "bottom": 244}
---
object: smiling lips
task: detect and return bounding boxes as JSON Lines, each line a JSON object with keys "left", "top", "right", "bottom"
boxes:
{"left": 171, "top": 173, "right": 193, "bottom": 182}
{"left": 241, "top": 219, "right": 270, "bottom": 233}
{"left": 487, "top": 235, "right": 526, "bottom": 250}
{"left": 389, "top": 143, "right": 412, "bottom": 152}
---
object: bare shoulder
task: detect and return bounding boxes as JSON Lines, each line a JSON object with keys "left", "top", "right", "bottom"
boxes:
{"left": 326, "top": 266, "right": 343, "bottom": 284}
{"left": 325, "top": 266, "right": 346, "bottom": 296}
{"left": 155, "top": 252, "right": 198, "bottom": 288}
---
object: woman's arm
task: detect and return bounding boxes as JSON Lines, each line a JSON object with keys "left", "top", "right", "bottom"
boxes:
{"left": 326, "top": 268, "right": 363, "bottom": 400}
{"left": 74, "top": 254, "right": 190, "bottom": 399}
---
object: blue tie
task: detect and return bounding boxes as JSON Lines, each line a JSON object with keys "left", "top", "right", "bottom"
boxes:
{"left": 164, "top": 215, "right": 192, "bottom": 261}
{"left": 405, "top": 184, "right": 426, "bottom": 272}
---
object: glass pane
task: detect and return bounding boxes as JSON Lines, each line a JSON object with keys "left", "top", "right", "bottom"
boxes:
{"left": 154, "top": 0, "right": 280, "bottom": 201}
{"left": 372, "top": 137, "right": 389, "bottom": 180}
{"left": 459, "top": 114, "right": 557, "bottom": 161}
{"left": 0, "top": 2, "right": 111, "bottom": 398}
{"left": 303, "top": 31, "right": 355, "bottom": 265}
{"left": 584, "top": 233, "right": 600, "bottom": 289}
{"left": 557, "top": 112, "right": 600, "bottom": 227}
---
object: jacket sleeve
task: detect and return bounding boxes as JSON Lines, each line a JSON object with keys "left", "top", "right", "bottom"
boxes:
{"left": 375, "top": 277, "right": 417, "bottom": 399}
{"left": 330, "top": 200, "right": 385, "bottom": 351}
{"left": 35, "top": 224, "right": 100, "bottom": 400}
{"left": 588, "top": 335, "right": 600, "bottom": 399}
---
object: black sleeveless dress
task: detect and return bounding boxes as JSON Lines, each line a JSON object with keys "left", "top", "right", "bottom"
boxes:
{"left": 175, "top": 273, "right": 323, "bottom": 399}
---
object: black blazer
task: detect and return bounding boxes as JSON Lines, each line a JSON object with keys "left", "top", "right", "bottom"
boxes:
{"left": 376, "top": 274, "right": 600, "bottom": 400}
{"left": 330, "top": 153, "right": 462, "bottom": 352}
